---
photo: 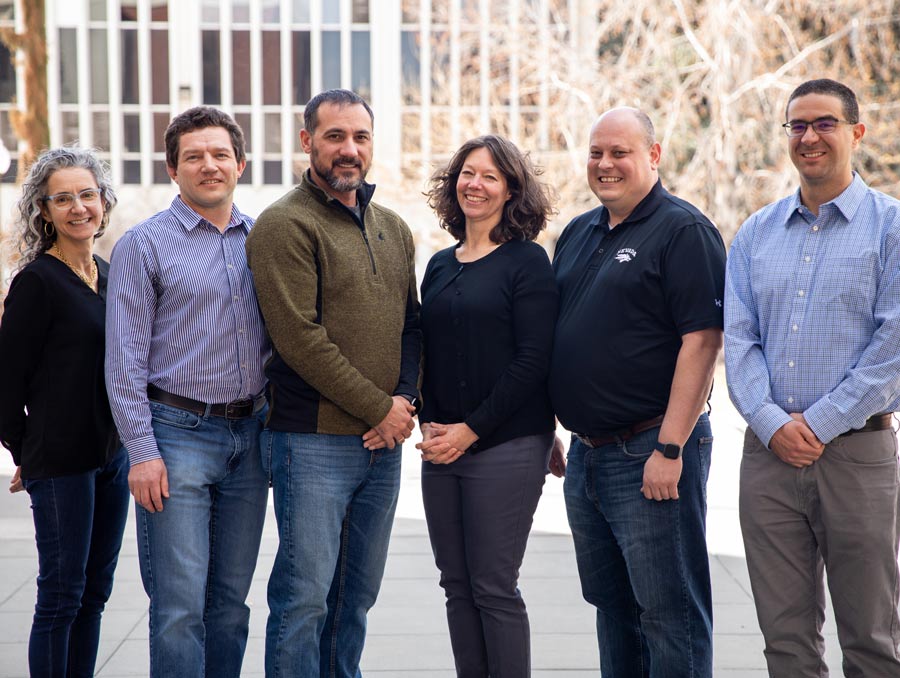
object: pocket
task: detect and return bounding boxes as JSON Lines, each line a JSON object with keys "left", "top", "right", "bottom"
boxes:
{"left": 827, "top": 430, "right": 898, "bottom": 466}
{"left": 621, "top": 439, "right": 654, "bottom": 460}
{"left": 149, "top": 401, "right": 202, "bottom": 430}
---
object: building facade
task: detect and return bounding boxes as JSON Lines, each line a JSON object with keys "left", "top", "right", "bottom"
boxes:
{"left": 0, "top": 0, "right": 596, "bottom": 271}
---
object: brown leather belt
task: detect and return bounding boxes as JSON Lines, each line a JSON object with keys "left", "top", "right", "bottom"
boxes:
{"left": 575, "top": 415, "right": 666, "bottom": 448}
{"left": 148, "top": 384, "right": 264, "bottom": 419}
{"left": 838, "top": 413, "right": 895, "bottom": 437}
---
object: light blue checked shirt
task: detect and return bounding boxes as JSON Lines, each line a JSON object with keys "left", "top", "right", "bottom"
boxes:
{"left": 725, "top": 173, "right": 900, "bottom": 446}
{"left": 106, "top": 196, "right": 269, "bottom": 466}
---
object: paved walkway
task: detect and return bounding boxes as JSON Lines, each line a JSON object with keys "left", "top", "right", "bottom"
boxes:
{"left": 0, "top": 368, "right": 855, "bottom": 676}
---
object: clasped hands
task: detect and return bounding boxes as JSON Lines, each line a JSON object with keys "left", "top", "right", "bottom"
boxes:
{"left": 769, "top": 413, "right": 824, "bottom": 468}
{"left": 362, "top": 395, "right": 417, "bottom": 451}
{"left": 417, "top": 422, "right": 478, "bottom": 464}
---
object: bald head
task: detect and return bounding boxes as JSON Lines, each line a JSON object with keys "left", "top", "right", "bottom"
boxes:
{"left": 586, "top": 107, "right": 661, "bottom": 225}
{"left": 591, "top": 107, "right": 656, "bottom": 148}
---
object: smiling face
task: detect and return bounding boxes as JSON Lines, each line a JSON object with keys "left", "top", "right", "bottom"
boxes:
{"left": 586, "top": 109, "right": 661, "bottom": 225}
{"left": 786, "top": 92, "right": 864, "bottom": 202}
{"left": 167, "top": 126, "right": 245, "bottom": 219}
{"left": 455, "top": 146, "right": 512, "bottom": 232}
{"left": 40, "top": 167, "right": 104, "bottom": 248}
{"left": 300, "top": 102, "right": 373, "bottom": 205}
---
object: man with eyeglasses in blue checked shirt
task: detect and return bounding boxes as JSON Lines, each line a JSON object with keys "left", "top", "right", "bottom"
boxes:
{"left": 725, "top": 79, "right": 900, "bottom": 677}
{"left": 105, "top": 107, "right": 269, "bottom": 678}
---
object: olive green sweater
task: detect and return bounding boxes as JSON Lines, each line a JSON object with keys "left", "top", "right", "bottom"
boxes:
{"left": 246, "top": 172, "right": 421, "bottom": 434}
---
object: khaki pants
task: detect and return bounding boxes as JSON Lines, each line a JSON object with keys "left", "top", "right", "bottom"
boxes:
{"left": 739, "top": 427, "right": 900, "bottom": 678}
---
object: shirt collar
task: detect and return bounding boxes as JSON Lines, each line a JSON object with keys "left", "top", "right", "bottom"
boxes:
{"left": 589, "top": 179, "right": 665, "bottom": 233}
{"left": 786, "top": 171, "right": 867, "bottom": 226}
{"left": 170, "top": 195, "right": 249, "bottom": 233}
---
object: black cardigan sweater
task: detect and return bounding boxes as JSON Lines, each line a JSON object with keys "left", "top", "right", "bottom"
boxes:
{"left": 0, "top": 254, "right": 118, "bottom": 479}
{"left": 419, "top": 239, "right": 557, "bottom": 453}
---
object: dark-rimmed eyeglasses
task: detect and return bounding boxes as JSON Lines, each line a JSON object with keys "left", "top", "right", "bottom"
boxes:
{"left": 782, "top": 117, "right": 855, "bottom": 138}
{"left": 42, "top": 188, "right": 101, "bottom": 209}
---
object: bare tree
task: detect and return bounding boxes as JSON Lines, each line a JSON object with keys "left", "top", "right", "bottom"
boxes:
{"left": 0, "top": 0, "right": 48, "bottom": 182}
{"left": 405, "top": 0, "right": 900, "bottom": 244}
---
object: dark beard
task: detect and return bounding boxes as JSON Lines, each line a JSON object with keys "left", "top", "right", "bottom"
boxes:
{"left": 311, "top": 152, "right": 368, "bottom": 193}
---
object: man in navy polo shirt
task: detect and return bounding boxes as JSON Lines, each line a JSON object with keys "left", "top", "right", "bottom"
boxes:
{"left": 550, "top": 107, "right": 726, "bottom": 678}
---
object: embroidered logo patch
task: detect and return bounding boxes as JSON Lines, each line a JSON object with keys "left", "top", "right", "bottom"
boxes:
{"left": 615, "top": 248, "right": 636, "bottom": 263}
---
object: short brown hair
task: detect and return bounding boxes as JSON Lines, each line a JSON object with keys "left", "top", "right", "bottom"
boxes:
{"left": 426, "top": 135, "right": 555, "bottom": 243}
{"left": 165, "top": 106, "right": 246, "bottom": 169}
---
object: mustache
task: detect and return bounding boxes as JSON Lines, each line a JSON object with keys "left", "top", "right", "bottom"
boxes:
{"left": 332, "top": 156, "right": 362, "bottom": 168}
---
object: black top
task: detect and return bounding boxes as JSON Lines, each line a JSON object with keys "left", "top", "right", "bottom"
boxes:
{"left": 419, "top": 239, "right": 557, "bottom": 453}
{"left": 549, "top": 180, "right": 726, "bottom": 435}
{"left": 0, "top": 254, "right": 119, "bottom": 479}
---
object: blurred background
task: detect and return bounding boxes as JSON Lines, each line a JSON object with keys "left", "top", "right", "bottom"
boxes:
{"left": 0, "top": 0, "right": 899, "bottom": 287}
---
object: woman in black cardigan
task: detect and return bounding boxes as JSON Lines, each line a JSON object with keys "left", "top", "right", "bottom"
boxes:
{"left": 418, "top": 135, "right": 564, "bottom": 677}
{"left": 0, "top": 147, "right": 128, "bottom": 677}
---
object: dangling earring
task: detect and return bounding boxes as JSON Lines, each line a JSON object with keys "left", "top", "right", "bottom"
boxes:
{"left": 43, "top": 220, "right": 55, "bottom": 238}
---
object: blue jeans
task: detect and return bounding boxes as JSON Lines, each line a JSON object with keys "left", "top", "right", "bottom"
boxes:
{"left": 137, "top": 401, "right": 269, "bottom": 678}
{"left": 24, "top": 448, "right": 130, "bottom": 678}
{"left": 262, "top": 431, "right": 401, "bottom": 678}
{"left": 563, "top": 415, "right": 713, "bottom": 678}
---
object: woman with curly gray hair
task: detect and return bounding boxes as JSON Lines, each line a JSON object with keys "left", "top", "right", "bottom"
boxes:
{"left": 0, "top": 146, "right": 128, "bottom": 677}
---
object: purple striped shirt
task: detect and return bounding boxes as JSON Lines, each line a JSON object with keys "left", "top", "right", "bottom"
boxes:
{"left": 105, "top": 196, "right": 269, "bottom": 465}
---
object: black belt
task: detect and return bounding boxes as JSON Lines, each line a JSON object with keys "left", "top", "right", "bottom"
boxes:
{"left": 148, "top": 384, "right": 264, "bottom": 419}
{"left": 575, "top": 415, "right": 666, "bottom": 448}
{"left": 838, "top": 413, "right": 894, "bottom": 437}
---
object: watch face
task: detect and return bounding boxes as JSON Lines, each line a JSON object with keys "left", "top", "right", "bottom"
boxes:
{"left": 657, "top": 442, "right": 682, "bottom": 459}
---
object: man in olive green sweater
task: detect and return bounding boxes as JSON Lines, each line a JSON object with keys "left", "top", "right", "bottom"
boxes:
{"left": 246, "top": 89, "right": 421, "bottom": 678}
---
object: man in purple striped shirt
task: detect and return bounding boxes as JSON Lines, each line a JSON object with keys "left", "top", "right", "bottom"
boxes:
{"left": 106, "top": 107, "right": 270, "bottom": 678}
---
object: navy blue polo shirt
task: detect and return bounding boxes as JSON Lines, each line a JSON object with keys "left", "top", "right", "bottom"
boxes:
{"left": 549, "top": 180, "right": 726, "bottom": 435}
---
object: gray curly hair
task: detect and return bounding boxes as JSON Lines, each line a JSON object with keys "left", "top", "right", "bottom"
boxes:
{"left": 14, "top": 146, "right": 117, "bottom": 270}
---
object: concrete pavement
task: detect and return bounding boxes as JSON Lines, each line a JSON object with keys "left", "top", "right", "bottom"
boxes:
{"left": 0, "top": 368, "right": 855, "bottom": 675}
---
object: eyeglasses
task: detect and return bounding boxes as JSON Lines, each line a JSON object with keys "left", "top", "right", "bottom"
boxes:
{"left": 782, "top": 117, "right": 855, "bottom": 138}
{"left": 42, "top": 188, "right": 101, "bottom": 209}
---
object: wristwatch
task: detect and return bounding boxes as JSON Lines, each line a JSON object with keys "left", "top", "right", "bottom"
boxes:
{"left": 399, "top": 393, "right": 419, "bottom": 410}
{"left": 655, "top": 441, "right": 682, "bottom": 460}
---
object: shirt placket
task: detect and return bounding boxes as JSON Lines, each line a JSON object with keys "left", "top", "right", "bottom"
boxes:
{"left": 223, "top": 227, "right": 251, "bottom": 399}
{"left": 450, "top": 265, "right": 468, "bottom": 417}
{"left": 784, "top": 209, "right": 824, "bottom": 410}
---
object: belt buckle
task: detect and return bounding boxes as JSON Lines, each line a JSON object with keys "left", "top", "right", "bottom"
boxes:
{"left": 224, "top": 400, "right": 248, "bottom": 419}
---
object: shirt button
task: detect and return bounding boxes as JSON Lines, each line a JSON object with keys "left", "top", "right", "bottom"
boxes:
{"left": 233, "top": 295, "right": 240, "bottom": 301}
{"left": 788, "top": 361, "right": 795, "bottom": 367}
{"left": 804, "top": 256, "right": 811, "bottom": 263}
{"left": 788, "top": 397, "right": 794, "bottom": 404}
{"left": 797, "top": 290, "right": 805, "bottom": 297}
{"left": 597, "top": 248, "right": 604, "bottom": 254}
{"left": 227, "top": 264, "right": 234, "bottom": 269}
{"left": 459, "top": 380, "right": 467, "bottom": 387}
{"left": 792, "top": 324, "right": 798, "bottom": 332}
{"left": 812, "top": 225, "right": 819, "bottom": 232}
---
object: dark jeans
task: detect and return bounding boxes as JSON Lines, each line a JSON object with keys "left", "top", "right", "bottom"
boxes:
{"left": 422, "top": 432, "right": 553, "bottom": 678}
{"left": 564, "top": 415, "right": 713, "bottom": 678}
{"left": 23, "top": 448, "right": 130, "bottom": 678}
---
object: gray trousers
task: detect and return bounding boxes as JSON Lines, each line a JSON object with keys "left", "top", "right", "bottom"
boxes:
{"left": 739, "top": 427, "right": 900, "bottom": 678}
{"left": 422, "top": 432, "right": 553, "bottom": 678}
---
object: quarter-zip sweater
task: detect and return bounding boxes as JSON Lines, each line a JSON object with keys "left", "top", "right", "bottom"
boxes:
{"left": 246, "top": 171, "right": 421, "bottom": 434}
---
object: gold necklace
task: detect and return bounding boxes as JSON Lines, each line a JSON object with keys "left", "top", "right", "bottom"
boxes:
{"left": 51, "top": 244, "right": 98, "bottom": 291}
